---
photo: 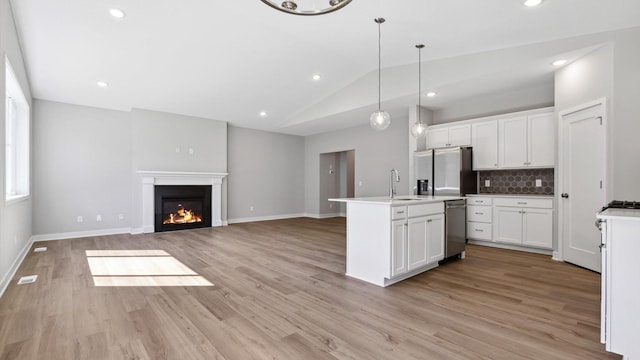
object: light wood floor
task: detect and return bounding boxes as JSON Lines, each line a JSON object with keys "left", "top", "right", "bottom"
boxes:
{"left": 0, "top": 218, "right": 619, "bottom": 359}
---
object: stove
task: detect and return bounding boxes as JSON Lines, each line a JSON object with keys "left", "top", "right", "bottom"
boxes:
{"left": 602, "top": 200, "right": 640, "bottom": 211}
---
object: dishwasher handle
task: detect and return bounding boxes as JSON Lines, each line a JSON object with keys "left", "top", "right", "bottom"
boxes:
{"left": 445, "top": 205, "right": 466, "bottom": 209}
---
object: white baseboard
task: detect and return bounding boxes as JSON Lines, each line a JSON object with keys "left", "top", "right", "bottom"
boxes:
{"left": 228, "top": 213, "right": 306, "bottom": 224}
{"left": 304, "top": 212, "right": 344, "bottom": 219}
{"left": 130, "top": 227, "right": 144, "bottom": 235}
{"left": 0, "top": 236, "right": 34, "bottom": 298}
{"left": 467, "top": 239, "right": 553, "bottom": 256}
{"left": 552, "top": 251, "right": 563, "bottom": 261}
{"left": 31, "top": 227, "right": 133, "bottom": 242}
{"left": 222, "top": 221, "right": 229, "bottom": 226}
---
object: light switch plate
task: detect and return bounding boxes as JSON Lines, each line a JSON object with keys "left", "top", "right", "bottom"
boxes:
{"left": 485, "top": 180, "right": 491, "bottom": 187}
{"left": 536, "top": 179, "right": 542, "bottom": 187}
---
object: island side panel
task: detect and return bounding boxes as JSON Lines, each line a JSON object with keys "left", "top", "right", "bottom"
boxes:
{"left": 345, "top": 202, "right": 390, "bottom": 286}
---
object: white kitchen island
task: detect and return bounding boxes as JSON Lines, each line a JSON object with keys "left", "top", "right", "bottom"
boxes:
{"left": 330, "top": 196, "right": 464, "bottom": 287}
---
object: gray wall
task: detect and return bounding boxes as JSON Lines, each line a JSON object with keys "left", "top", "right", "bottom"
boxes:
{"left": 226, "top": 126, "right": 304, "bottom": 222}
{"left": 32, "top": 100, "right": 132, "bottom": 235}
{"left": 0, "top": 0, "right": 33, "bottom": 294}
{"left": 305, "top": 117, "right": 410, "bottom": 216}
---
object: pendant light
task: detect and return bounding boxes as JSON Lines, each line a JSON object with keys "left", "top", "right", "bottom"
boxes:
{"left": 410, "top": 44, "right": 427, "bottom": 138}
{"left": 370, "top": 18, "right": 391, "bottom": 131}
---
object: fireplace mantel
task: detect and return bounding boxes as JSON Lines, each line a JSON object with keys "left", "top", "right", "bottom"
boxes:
{"left": 138, "top": 171, "right": 227, "bottom": 233}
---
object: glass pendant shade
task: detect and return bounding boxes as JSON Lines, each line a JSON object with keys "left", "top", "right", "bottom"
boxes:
{"left": 410, "top": 120, "right": 427, "bottom": 138}
{"left": 370, "top": 110, "right": 391, "bottom": 131}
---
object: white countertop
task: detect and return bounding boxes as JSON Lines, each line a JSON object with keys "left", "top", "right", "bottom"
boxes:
{"left": 467, "top": 194, "right": 554, "bottom": 199}
{"left": 597, "top": 208, "right": 640, "bottom": 221}
{"left": 329, "top": 195, "right": 464, "bottom": 205}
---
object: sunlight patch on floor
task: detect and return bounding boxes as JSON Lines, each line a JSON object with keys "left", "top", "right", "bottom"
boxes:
{"left": 86, "top": 249, "right": 213, "bottom": 287}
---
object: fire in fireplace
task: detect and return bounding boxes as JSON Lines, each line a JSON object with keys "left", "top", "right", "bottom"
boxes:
{"left": 154, "top": 185, "right": 211, "bottom": 232}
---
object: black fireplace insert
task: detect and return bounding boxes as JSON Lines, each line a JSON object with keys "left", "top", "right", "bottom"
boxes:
{"left": 154, "top": 185, "right": 212, "bottom": 232}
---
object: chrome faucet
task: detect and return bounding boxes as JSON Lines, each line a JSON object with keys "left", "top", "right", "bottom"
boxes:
{"left": 389, "top": 169, "right": 400, "bottom": 198}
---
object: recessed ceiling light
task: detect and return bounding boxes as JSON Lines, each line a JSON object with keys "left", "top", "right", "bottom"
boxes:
{"left": 109, "top": 8, "right": 126, "bottom": 18}
{"left": 259, "top": 111, "right": 267, "bottom": 117}
{"left": 523, "top": 0, "right": 543, "bottom": 7}
{"left": 552, "top": 59, "right": 567, "bottom": 66}
{"left": 312, "top": 74, "right": 321, "bottom": 81}
{"left": 426, "top": 92, "right": 437, "bottom": 97}
{"left": 97, "top": 81, "right": 108, "bottom": 88}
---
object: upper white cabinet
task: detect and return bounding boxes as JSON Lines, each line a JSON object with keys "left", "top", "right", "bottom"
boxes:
{"left": 427, "top": 124, "right": 471, "bottom": 149}
{"left": 471, "top": 121, "right": 498, "bottom": 170}
{"left": 499, "top": 113, "right": 555, "bottom": 168}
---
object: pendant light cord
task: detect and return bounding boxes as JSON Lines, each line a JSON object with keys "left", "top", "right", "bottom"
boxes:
{"left": 378, "top": 20, "right": 382, "bottom": 111}
{"left": 416, "top": 44, "right": 425, "bottom": 125}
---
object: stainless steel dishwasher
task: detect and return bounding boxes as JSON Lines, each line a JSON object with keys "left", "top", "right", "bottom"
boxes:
{"left": 444, "top": 199, "right": 467, "bottom": 258}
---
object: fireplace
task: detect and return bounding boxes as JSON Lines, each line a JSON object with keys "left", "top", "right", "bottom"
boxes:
{"left": 154, "top": 185, "right": 212, "bottom": 232}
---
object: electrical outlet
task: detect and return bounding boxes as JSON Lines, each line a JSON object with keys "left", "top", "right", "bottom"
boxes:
{"left": 329, "top": 203, "right": 333, "bottom": 209}
{"left": 250, "top": 206, "right": 254, "bottom": 212}
{"left": 485, "top": 180, "right": 491, "bottom": 187}
{"left": 118, "top": 213, "right": 125, "bottom": 220}
{"left": 77, "top": 216, "right": 83, "bottom": 223}
{"left": 358, "top": 180, "right": 363, "bottom": 187}
{"left": 189, "top": 148, "right": 194, "bottom": 155}
{"left": 175, "top": 147, "right": 181, "bottom": 153}
{"left": 96, "top": 214, "right": 102, "bottom": 222}
{"left": 536, "top": 179, "right": 542, "bottom": 187}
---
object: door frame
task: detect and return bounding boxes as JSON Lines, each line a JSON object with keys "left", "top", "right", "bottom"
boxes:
{"left": 555, "top": 97, "right": 608, "bottom": 262}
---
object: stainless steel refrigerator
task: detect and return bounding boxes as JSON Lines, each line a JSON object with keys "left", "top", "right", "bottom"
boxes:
{"left": 414, "top": 147, "right": 477, "bottom": 196}
{"left": 433, "top": 146, "right": 477, "bottom": 196}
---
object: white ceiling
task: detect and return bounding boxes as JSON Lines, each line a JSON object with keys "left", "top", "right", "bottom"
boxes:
{"left": 10, "top": 0, "right": 640, "bottom": 135}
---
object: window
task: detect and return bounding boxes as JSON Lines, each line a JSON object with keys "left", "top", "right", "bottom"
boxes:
{"left": 5, "top": 57, "right": 30, "bottom": 202}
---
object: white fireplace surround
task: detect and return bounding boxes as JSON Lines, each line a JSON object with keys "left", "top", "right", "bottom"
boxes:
{"left": 138, "top": 171, "right": 227, "bottom": 233}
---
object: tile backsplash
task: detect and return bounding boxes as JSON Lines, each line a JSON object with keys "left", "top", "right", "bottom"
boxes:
{"left": 479, "top": 168, "right": 554, "bottom": 195}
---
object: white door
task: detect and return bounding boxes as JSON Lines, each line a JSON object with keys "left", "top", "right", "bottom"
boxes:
{"left": 426, "top": 214, "right": 445, "bottom": 263}
{"left": 560, "top": 102, "right": 606, "bottom": 273}
{"left": 407, "top": 217, "right": 428, "bottom": 270}
{"left": 391, "top": 219, "right": 408, "bottom": 277}
{"left": 471, "top": 121, "right": 498, "bottom": 170}
{"left": 499, "top": 116, "right": 528, "bottom": 168}
{"left": 494, "top": 206, "right": 523, "bottom": 244}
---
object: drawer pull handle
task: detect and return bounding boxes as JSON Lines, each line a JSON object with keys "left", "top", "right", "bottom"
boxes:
{"left": 475, "top": 229, "right": 484, "bottom": 232}
{"left": 397, "top": 211, "right": 404, "bottom": 214}
{"left": 476, "top": 200, "right": 484, "bottom": 203}
{"left": 517, "top": 202, "right": 527, "bottom": 205}
{"left": 475, "top": 212, "right": 484, "bottom": 215}
{"left": 427, "top": 219, "right": 433, "bottom": 223}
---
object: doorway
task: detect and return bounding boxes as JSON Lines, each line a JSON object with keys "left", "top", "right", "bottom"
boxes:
{"left": 558, "top": 99, "right": 606, "bottom": 273}
{"left": 319, "top": 150, "right": 355, "bottom": 216}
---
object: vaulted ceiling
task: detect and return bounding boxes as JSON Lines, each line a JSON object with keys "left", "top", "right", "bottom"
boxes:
{"left": 10, "top": 0, "right": 640, "bottom": 135}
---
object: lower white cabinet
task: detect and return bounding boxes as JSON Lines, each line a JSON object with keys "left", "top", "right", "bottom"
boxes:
{"left": 466, "top": 196, "right": 553, "bottom": 251}
{"left": 493, "top": 198, "right": 553, "bottom": 249}
{"left": 391, "top": 208, "right": 445, "bottom": 278}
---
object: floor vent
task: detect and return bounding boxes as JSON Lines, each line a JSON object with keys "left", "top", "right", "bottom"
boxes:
{"left": 17, "top": 275, "right": 38, "bottom": 285}
{"left": 34, "top": 247, "right": 47, "bottom": 252}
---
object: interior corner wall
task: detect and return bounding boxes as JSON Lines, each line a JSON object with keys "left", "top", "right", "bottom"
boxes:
{"left": 0, "top": 0, "right": 33, "bottom": 295}
{"left": 130, "top": 108, "right": 228, "bottom": 230}
{"left": 304, "top": 117, "right": 409, "bottom": 216}
{"left": 32, "top": 100, "right": 132, "bottom": 236}
{"left": 611, "top": 27, "right": 640, "bottom": 201}
{"left": 226, "top": 126, "right": 304, "bottom": 222}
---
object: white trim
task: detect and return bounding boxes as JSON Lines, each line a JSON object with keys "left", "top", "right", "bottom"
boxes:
{"left": 4, "top": 194, "right": 30, "bottom": 206}
{"left": 30, "top": 227, "right": 132, "bottom": 242}
{"left": 227, "top": 213, "right": 306, "bottom": 224}
{"left": 556, "top": 98, "right": 607, "bottom": 263}
{"left": 305, "top": 212, "right": 343, "bottom": 219}
{"left": 0, "top": 236, "right": 34, "bottom": 298}
{"left": 468, "top": 239, "right": 553, "bottom": 256}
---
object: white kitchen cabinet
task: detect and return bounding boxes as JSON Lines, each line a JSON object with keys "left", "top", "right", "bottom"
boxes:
{"left": 493, "top": 197, "right": 553, "bottom": 249}
{"left": 427, "top": 124, "right": 471, "bottom": 149}
{"left": 467, "top": 197, "right": 493, "bottom": 241}
{"left": 471, "top": 121, "right": 498, "bottom": 170}
{"left": 596, "top": 210, "right": 640, "bottom": 359}
{"left": 426, "top": 214, "right": 445, "bottom": 263}
{"left": 499, "top": 113, "right": 555, "bottom": 168}
{"left": 391, "top": 204, "right": 445, "bottom": 278}
{"left": 391, "top": 219, "right": 408, "bottom": 277}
